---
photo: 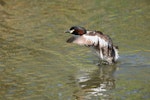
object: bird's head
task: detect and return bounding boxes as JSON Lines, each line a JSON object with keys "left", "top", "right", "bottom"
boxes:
{"left": 65, "top": 26, "right": 86, "bottom": 35}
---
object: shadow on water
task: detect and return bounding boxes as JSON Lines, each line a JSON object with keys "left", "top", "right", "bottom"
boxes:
{"left": 71, "top": 64, "right": 118, "bottom": 100}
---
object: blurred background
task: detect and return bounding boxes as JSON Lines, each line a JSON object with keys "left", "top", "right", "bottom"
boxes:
{"left": 0, "top": 0, "right": 149, "bottom": 100}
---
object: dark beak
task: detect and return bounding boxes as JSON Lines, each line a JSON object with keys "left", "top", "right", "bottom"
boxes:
{"left": 65, "top": 30, "right": 70, "bottom": 33}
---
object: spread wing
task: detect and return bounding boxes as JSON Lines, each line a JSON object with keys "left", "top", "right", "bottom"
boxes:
{"left": 66, "top": 35, "right": 94, "bottom": 46}
{"left": 66, "top": 34, "right": 109, "bottom": 47}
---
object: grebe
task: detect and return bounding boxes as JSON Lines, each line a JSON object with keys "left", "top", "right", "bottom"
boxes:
{"left": 65, "top": 26, "right": 119, "bottom": 65}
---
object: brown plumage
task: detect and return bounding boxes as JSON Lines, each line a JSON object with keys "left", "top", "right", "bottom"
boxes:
{"left": 65, "top": 26, "right": 119, "bottom": 65}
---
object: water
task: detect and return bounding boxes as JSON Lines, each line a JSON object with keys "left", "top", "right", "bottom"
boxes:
{"left": 0, "top": 0, "right": 149, "bottom": 100}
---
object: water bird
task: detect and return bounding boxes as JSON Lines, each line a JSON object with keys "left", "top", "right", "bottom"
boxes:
{"left": 65, "top": 26, "right": 119, "bottom": 65}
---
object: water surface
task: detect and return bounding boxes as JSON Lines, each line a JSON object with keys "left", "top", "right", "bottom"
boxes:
{"left": 0, "top": 0, "right": 149, "bottom": 100}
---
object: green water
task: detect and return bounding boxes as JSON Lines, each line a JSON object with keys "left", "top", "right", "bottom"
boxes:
{"left": 0, "top": 0, "right": 149, "bottom": 100}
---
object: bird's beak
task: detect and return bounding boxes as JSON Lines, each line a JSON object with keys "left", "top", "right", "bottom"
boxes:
{"left": 65, "top": 29, "right": 74, "bottom": 34}
{"left": 65, "top": 30, "right": 70, "bottom": 33}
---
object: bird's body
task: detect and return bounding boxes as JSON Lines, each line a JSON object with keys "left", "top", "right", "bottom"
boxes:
{"left": 65, "top": 26, "right": 119, "bottom": 65}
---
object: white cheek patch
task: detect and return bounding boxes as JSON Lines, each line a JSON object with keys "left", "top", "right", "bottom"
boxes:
{"left": 69, "top": 29, "right": 75, "bottom": 33}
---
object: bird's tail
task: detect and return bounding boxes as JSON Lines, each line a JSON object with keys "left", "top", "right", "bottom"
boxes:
{"left": 113, "top": 46, "right": 119, "bottom": 61}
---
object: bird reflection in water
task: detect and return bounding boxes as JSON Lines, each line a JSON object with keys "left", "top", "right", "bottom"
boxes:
{"left": 74, "top": 65, "right": 117, "bottom": 100}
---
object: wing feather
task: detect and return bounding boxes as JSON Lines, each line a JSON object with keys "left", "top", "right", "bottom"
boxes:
{"left": 66, "top": 34, "right": 109, "bottom": 47}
